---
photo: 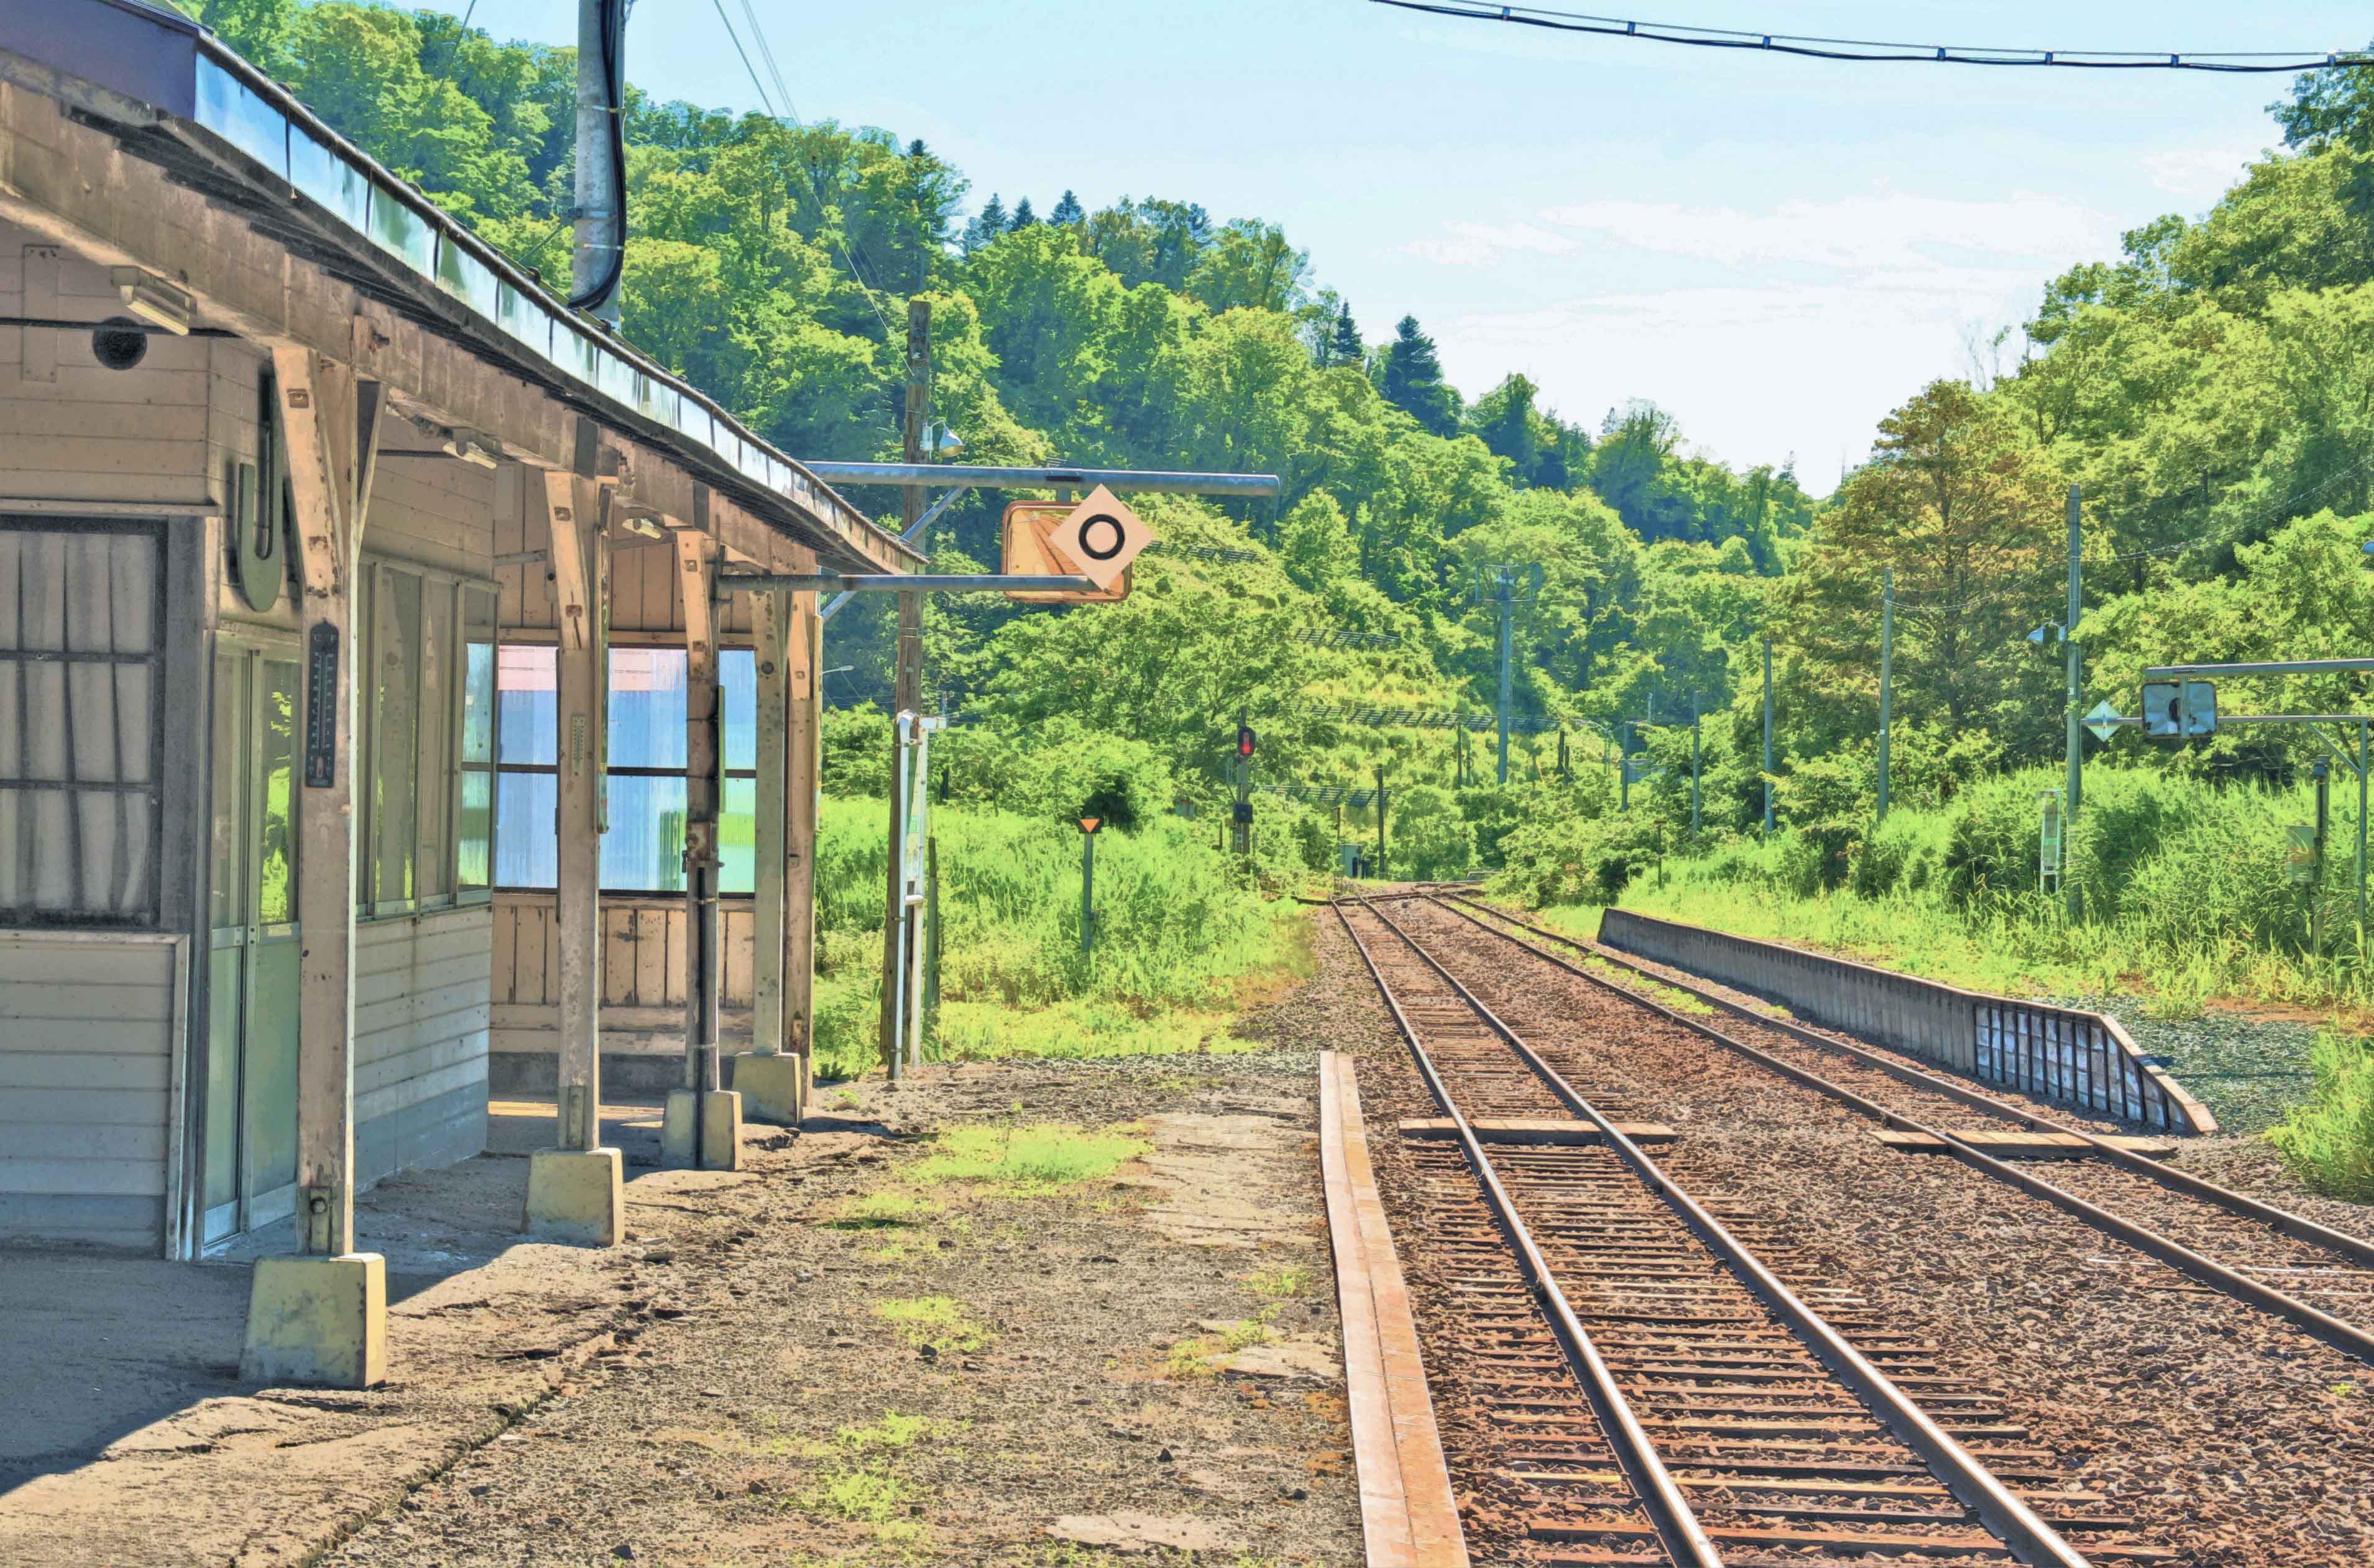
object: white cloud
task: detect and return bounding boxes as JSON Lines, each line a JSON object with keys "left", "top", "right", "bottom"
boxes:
{"left": 1433, "top": 277, "right": 2045, "bottom": 493}
{"left": 1403, "top": 220, "right": 1580, "bottom": 267}
{"left": 1405, "top": 190, "right": 2118, "bottom": 278}
{"left": 2138, "top": 145, "right": 2268, "bottom": 205}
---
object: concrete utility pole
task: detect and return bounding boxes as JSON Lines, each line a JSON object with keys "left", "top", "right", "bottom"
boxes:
{"left": 1494, "top": 572, "right": 1514, "bottom": 784}
{"left": 1690, "top": 694, "right": 1701, "bottom": 834}
{"left": 1762, "top": 637, "right": 1775, "bottom": 836}
{"left": 1877, "top": 566, "right": 1893, "bottom": 822}
{"left": 2066, "top": 484, "right": 2084, "bottom": 820}
{"left": 880, "top": 300, "right": 929, "bottom": 1075}
{"left": 1374, "top": 766, "right": 1388, "bottom": 881}
{"left": 572, "top": 0, "right": 623, "bottom": 323}
{"left": 2064, "top": 484, "right": 2084, "bottom": 922}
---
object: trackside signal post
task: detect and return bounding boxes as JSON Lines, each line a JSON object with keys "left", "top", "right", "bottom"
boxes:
{"left": 758, "top": 463, "right": 1279, "bottom": 1075}
{"left": 2133, "top": 656, "right": 2374, "bottom": 941}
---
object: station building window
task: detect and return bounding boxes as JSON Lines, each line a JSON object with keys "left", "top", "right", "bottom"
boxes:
{"left": 0, "top": 519, "right": 163, "bottom": 925}
{"left": 357, "top": 561, "right": 497, "bottom": 916}
{"left": 490, "top": 643, "right": 757, "bottom": 894}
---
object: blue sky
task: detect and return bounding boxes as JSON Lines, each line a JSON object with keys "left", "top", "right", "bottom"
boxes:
{"left": 461, "top": 2, "right": 2370, "bottom": 492}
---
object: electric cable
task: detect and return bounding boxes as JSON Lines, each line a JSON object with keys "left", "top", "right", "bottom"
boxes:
{"left": 567, "top": 0, "right": 627, "bottom": 312}
{"left": 712, "top": 0, "right": 896, "bottom": 339}
{"left": 1366, "top": 1, "right": 2374, "bottom": 73}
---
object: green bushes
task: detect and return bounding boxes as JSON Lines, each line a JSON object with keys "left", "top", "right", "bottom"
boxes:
{"left": 806, "top": 797, "right": 1293, "bottom": 1076}
{"left": 2268, "top": 1032, "right": 2374, "bottom": 1199}
{"left": 1391, "top": 785, "right": 1477, "bottom": 880}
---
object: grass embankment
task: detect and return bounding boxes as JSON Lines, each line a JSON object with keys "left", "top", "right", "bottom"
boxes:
{"left": 806, "top": 798, "right": 1312, "bottom": 1080}
{"left": 1495, "top": 765, "right": 2374, "bottom": 1196}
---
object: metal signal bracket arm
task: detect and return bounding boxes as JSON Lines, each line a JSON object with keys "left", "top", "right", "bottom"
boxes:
{"left": 719, "top": 572, "right": 1100, "bottom": 595}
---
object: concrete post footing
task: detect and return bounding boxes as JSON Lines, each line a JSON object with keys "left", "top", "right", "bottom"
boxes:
{"left": 732, "top": 1051, "right": 807, "bottom": 1127}
{"left": 523, "top": 1147, "right": 625, "bottom": 1245}
{"left": 239, "top": 1252, "right": 387, "bottom": 1388}
{"left": 661, "top": 1089, "right": 744, "bottom": 1170}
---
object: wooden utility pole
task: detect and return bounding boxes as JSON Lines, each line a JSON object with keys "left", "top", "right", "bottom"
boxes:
{"left": 663, "top": 527, "right": 738, "bottom": 1168}
{"left": 880, "top": 300, "right": 929, "bottom": 1075}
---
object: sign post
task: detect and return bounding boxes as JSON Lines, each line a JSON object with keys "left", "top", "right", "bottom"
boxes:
{"left": 2038, "top": 789, "right": 2064, "bottom": 899}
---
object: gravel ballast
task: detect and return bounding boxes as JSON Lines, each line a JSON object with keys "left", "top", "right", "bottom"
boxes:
{"left": 1354, "top": 895, "right": 2374, "bottom": 1567}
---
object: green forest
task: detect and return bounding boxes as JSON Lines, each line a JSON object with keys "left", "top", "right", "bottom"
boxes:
{"left": 173, "top": 0, "right": 2374, "bottom": 1183}
{"left": 167, "top": 2, "right": 2374, "bottom": 900}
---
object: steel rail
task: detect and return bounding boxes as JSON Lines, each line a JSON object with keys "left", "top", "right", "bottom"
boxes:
{"left": 1331, "top": 901, "right": 1723, "bottom": 1568}
{"left": 1432, "top": 889, "right": 2374, "bottom": 1273}
{"left": 1354, "top": 896, "right": 2091, "bottom": 1568}
{"left": 1407, "top": 891, "right": 2374, "bottom": 1366}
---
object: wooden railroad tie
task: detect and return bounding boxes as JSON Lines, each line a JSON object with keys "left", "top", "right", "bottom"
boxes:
{"left": 1872, "top": 1128, "right": 2178, "bottom": 1160}
{"left": 1396, "top": 1119, "right": 1680, "bottom": 1147}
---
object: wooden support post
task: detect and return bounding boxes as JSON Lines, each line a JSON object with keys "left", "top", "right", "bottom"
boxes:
{"left": 241, "top": 344, "right": 387, "bottom": 1387}
{"left": 785, "top": 589, "right": 821, "bottom": 1102}
{"left": 735, "top": 585, "right": 803, "bottom": 1125}
{"left": 523, "top": 459, "right": 624, "bottom": 1244}
{"left": 545, "top": 470, "right": 604, "bottom": 1153}
{"left": 752, "top": 588, "right": 790, "bottom": 1053}
{"left": 662, "top": 529, "right": 740, "bottom": 1168}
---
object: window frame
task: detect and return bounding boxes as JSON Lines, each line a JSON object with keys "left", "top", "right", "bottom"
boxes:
{"left": 357, "top": 555, "right": 499, "bottom": 920}
{"left": 0, "top": 516, "right": 168, "bottom": 929}
{"left": 489, "top": 634, "right": 758, "bottom": 898}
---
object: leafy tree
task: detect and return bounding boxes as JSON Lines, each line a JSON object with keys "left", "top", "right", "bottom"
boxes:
{"left": 1377, "top": 315, "right": 1460, "bottom": 438}
{"left": 1185, "top": 219, "right": 1309, "bottom": 315}
{"left": 1780, "top": 380, "right": 2067, "bottom": 749}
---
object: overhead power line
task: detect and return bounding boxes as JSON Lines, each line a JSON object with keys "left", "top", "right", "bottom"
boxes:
{"left": 1366, "top": 1, "right": 2374, "bottom": 72}
{"left": 707, "top": 0, "right": 894, "bottom": 339}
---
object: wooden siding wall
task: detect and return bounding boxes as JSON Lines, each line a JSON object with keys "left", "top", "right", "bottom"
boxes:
{"left": 495, "top": 467, "right": 752, "bottom": 638}
{"left": 0, "top": 226, "right": 212, "bottom": 505}
{"left": 355, "top": 907, "right": 490, "bottom": 1184}
{"left": 489, "top": 892, "right": 755, "bottom": 1060}
{"left": 0, "top": 934, "right": 178, "bottom": 1251}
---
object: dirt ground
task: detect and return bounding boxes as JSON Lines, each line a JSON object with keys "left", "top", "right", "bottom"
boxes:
{"left": 319, "top": 1051, "right": 1361, "bottom": 1567}
{"left": 1, "top": 979, "right": 1368, "bottom": 1567}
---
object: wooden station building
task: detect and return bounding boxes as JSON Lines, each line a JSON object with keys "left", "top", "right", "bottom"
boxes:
{"left": 0, "top": 0, "right": 914, "bottom": 1380}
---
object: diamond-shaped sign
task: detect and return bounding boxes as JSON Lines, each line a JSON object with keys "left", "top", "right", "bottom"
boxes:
{"left": 2085, "top": 700, "right": 2123, "bottom": 744}
{"left": 1051, "top": 484, "right": 1152, "bottom": 591}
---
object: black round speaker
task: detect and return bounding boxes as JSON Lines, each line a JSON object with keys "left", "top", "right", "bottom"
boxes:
{"left": 92, "top": 318, "right": 149, "bottom": 371}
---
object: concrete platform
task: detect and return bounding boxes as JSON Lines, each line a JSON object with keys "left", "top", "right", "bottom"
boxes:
{"left": 0, "top": 1097, "right": 665, "bottom": 1497}
{"left": 1396, "top": 1117, "right": 1679, "bottom": 1146}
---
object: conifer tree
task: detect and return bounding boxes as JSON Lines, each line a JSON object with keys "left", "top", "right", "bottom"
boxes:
{"left": 1008, "top": 196, "right": 1037, "bottom": 230}
{"left": 1378, "top": 314, "right": 1460, "bottom": 436}
{"left": 1049, "top": 189, "right": 1085, "bottom": 225}
{"left": 1330, "top": 303, "right": 1363, "bottom": 367}
{"left": 961, "top": 193, "right": 1008, "bottom": 254}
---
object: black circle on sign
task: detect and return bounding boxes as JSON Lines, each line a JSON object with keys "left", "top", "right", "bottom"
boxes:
{"left": 1077, "top": 514, "right": 1127, "bottom": 561}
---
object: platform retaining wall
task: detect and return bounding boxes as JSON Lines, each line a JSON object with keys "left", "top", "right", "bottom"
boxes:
{"left": 1594, "top": 909, "right": 2215, "bottom": 1135}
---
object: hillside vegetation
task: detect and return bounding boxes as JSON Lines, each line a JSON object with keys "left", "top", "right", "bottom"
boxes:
{"left": 176, "top": 5, "right": 2374, "bottom": 1180}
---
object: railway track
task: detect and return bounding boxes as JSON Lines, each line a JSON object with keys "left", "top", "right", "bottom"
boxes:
{"left": 1414, "top": 889, "right": 2374, "bottom": 1359}
{"left": 1336, "top": 897, "right": 2162, "bottom": 1566}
